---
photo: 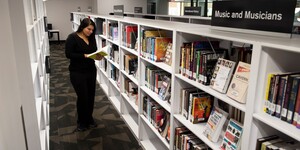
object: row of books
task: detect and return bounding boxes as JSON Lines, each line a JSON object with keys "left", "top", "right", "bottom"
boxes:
{"left": 141, "top": 29, "right": 172, "bottom": 62}
{"left": 174, "top": 126, "right": 211, "bottom": 150}
{"left": 144, "top": 66, "right": 171, "bottom": 102}
{"left": 256, "top": 135, "right": 300, "bottom": 150}
{"left": 124, "top": 54, "right": 138, "bottom": 77}
{"left": 124, "top": 78, "right": 138, "bottom": 106}
{"left": 264, "top": 72, "right": 300, "bottom": 128}
{"left": 107, "top": 22, "right": 118, "bottom": 41}
{"left": 109, "top": 64, "right": 120, "bottom": 87}
{"left": 142, "top": 96, "right": 170, "bottom": 141}
{"left": 107, "top": 44, "right": 119, "bottom": 64}
{"left": 120, "top": 24, "right": 138, "bottom": 50}
{"left": 180, "top": 88, "right": 214, "bottom": 124}
{"left": 179, "top": 41, "right": 226, "bottom": 85}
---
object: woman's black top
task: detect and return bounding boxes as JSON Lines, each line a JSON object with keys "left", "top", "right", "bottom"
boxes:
{"left": 65, "top": 32, "right": 97, "bottom": 73}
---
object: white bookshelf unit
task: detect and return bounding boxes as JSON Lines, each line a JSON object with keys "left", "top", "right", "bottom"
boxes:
{"left": 23, "top": 0, "right": 50, "bottom": 149}
{"left": 71, "top": 12, "right": 300, "bottom": 150}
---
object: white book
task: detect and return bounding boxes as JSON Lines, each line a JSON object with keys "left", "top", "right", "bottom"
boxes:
{"left": 203, "top": 106, "right": 228, "bottom": 143}
{"left": 226, "top": 61, "right": 251, "bottom": 103}
{"left": 211, "top": 58, "right": 236, "bottom": 93}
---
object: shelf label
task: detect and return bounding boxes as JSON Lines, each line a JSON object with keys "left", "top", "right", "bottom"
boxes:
{"left": 211, "top": 0, "right": 297, "bottom": 34}
{"left": 134, "top": 7, "right": 143, "bottom": 13}
{"left": 114, "top": 5, "right": 124, "bottom": 17}
{"left": 184, "top": 7, "right": 201, "bottom": 16}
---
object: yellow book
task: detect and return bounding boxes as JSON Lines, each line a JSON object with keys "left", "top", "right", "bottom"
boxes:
{"left": 87, "top": 45, "right": 109, "bottom": 59}
{"left": 264, "top": 74, "right": 274, "bottom": 113}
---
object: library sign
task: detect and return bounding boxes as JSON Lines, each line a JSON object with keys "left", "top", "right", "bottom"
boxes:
{"left": 211, "top": 0, "right": 297, "bottom": 34}
{"left": 114, "top": 5, "right": 124, "bottom": 17}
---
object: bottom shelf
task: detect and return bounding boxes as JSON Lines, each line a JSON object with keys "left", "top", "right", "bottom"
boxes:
{"left": 174, "top": 114, "right": 220, "bottom": 150}
{"left": 109, "top": 96, "right": 121, "bottom": 113}
{"left": 141, "top": 115, "right": 170, "bottom": 149}
{"left": 253, "top": 112, "right": 300, "bottom": 141}
{"left": 140, "top": 138, "right": 168, "bottom": 150}
{"left": 100, "top": 83, "right": 108, "bottom": 95}
{"left": 122, "top": 114, "right": 139, "bottom": 138}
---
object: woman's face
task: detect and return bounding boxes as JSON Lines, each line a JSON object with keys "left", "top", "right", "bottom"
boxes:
{"left": 82, "top": 25, "right": 94, "bottom": 37}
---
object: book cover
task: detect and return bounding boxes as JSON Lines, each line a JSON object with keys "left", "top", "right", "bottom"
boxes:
{"left": 190, "top": 95, "right": 213, "bottom": 124}
{"left": 210, "top": 58, "right": 236, "bottom": 93}
{"left": 203, "top": 106, "right": 228, "bottom": 143}
{"left": 226, "top": 61, "right": 251, "bottom": 103}
{"left": 154, "top": 37, "right": 172, "bottom": 62}
{"left": 87, "top": 45, "right": 109, "bottom": 59}
{"left": 220, "top": 119, "right": 243, "bottom": 150}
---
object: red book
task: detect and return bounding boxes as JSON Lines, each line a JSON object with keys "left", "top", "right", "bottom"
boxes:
{"left": 125, "top": 25, "right": 137, "bottom": 48}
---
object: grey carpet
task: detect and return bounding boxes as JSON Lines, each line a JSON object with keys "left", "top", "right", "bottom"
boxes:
{"left": 49, "top": 42, "right": 142, "bottom": 150}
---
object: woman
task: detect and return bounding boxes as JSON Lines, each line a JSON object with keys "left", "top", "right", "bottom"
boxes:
{"left": 65, "top": 18, "right": 102, "bottom": 131}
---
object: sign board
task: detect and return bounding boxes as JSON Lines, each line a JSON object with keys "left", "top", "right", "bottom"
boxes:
{"left": 184, "top": 7, "right": 201, "bottom": 16}
{"left": 114, "top": 5, "right": 124, "bottom": 17}
{"left": 211, "top": 0, "right": 297, "bottom": 34}
{"left": 134, "top": 7, "right": 143, "bottom": 13}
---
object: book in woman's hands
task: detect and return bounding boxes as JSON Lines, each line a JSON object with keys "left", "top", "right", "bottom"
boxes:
{"left": 87, "top": 45, "right": 109, "bottom": 59}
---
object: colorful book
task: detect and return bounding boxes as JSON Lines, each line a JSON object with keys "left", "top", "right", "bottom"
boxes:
{"left": 220, "top": 119, "right": 243, "bottom": 150}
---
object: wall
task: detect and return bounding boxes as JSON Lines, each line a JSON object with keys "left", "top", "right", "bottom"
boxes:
{"left": 0, "top": 0, "right": 27, "bottom": 149}
{"left": 97, "top": 0, "right": 147, "bottom": 15}
{"left": 156, "top": 0, "right": 169, "bottom": 15}
{"left": 45, "top": 0, "right": 93, "bottom": 40}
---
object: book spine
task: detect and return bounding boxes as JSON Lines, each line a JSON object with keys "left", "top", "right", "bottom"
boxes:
{"left": 264, "top": 74, "right": 274, "bottom": 113}
{"left": 293, "top": 82, "right": 300, "bottom": 125}
{"left": 287, "top": 77, "right": 300, "bottom": 123}
{"left": 281, "top": 76, "right": 294, "bottom": 121}
{"left": 275, "top": 77, "right": 286, "bottom": 118}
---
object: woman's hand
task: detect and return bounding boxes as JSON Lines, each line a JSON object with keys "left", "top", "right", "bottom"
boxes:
{"left": 95, "top": 54, "right": 103, "bottom": 60}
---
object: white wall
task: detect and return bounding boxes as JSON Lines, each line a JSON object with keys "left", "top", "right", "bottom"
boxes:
{"left": 97, "top": 0, "right": 147, "bottom": 15}
{"left": 0, "top": 0, "right": 27, "bottom": 149}
{"left": 45, "top": 0, "right": 93, "bottom": 40}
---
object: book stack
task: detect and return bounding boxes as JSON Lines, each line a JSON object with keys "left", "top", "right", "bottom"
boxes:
{"left": 255, "top": 135, "right": 300, "bottom": 150}
{"left": 179, "top": 41, "right": 226, "bottom": 85}
{"left": 264, "top": 72, "right": 300, "bottom": 128}
{"left": 174, "top": 126, "right": 210, "bottom": 150}
{"left": 124, "top": 54, "right": 138, "bottom": 75}
{"left": 144, "top": 66, "right": 171, "bottom": 101}
{"left": 140, "top": 29, "right": 172, "bottom": 62}
{"left": 142, "top": 96, "right": 170, "bottom": 141}
{"left": 121, "top": 25, "right": 138, "bottom": 49}
{"left": 180, "top": 88, "right": 214, "bottom": 124}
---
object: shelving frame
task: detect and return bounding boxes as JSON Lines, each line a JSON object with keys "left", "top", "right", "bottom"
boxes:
{"left": 71, "top": 12, "right": 300, "bottom": 150}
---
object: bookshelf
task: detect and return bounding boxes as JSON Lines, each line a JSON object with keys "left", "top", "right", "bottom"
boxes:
{"left": 25, "top": 0, "right": 50, "bottom": 149}
{"left": 71, "top": 12, "right": 300, "bottom": 150}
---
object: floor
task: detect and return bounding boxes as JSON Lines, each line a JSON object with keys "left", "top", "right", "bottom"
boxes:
{"left": 49, "top": 42, "right": 142, "bottom": 150}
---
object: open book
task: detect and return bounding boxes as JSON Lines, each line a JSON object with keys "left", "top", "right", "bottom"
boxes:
{"left": 87, "top": 45, "right": 109, "bottom": 59}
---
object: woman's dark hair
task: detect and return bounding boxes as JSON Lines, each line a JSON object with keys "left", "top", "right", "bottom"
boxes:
{"left": 76, "top": 18, "right": 96, "bottom": 34}
{"left": 76, "top": 18, "right": 97, "bottom": 48}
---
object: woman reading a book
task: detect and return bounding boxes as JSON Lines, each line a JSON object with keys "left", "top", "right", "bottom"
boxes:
{"left": 65, "top": 18, "right": 103, "bottom": 131}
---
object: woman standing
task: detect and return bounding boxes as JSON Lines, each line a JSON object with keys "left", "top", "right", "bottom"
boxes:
{"left": 65, "top": 18, "right": 102, "bottom": 131}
